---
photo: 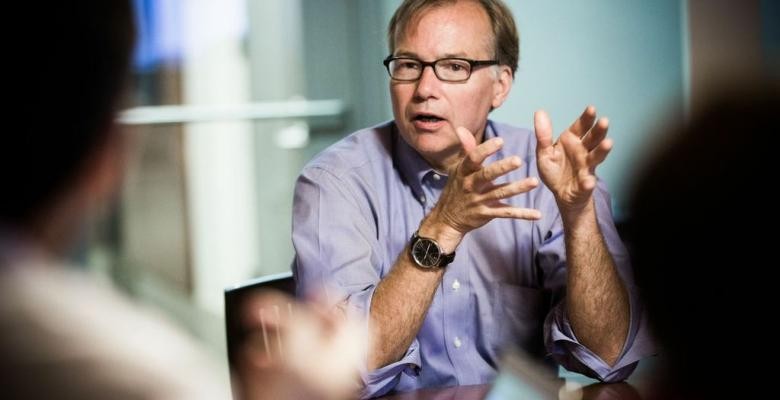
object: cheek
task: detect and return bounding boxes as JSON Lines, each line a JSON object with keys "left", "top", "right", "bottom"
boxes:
{"left": 390, "top": 84, "right": 411, "bottom": 105}
{"left": 451, "top": 88, "right": 493, "bottom": 125}
{"left": 389, "top": 89, "right": 408, "bottom": 121}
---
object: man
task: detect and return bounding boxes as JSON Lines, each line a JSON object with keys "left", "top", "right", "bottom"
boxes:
{"left": 293, "top": 0, "right": 650, "bottom": 397}
{"left": 0, "top": 2, "right": 363, "bottom": 399}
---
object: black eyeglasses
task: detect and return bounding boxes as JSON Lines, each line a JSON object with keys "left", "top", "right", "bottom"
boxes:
{"left": 383, "top": 56, "right": 499, "bottom": 82}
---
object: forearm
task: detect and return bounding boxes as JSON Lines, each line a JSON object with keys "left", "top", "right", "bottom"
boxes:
{"left": 368, "top": 217, "right": 462, "bottom": 371}
{"left": 562, "top": 199, "right": 629, "bottom": 366}
{"left": 368, "top": 250, "right": 443, "bottom": 370}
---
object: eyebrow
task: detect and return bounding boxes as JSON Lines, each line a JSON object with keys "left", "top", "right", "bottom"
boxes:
{"left": 393, "top": 51, "right": 470, "bottom": 59}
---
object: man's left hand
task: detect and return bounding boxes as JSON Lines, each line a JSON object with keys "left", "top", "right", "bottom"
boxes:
{"left": 533, "top": 106, "right": 612, "bottom": 214}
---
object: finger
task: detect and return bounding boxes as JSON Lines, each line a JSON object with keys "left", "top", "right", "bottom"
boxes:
{"left": 534, "top": 110, "right": 554, "bottom": 151}
{"left": 567, "top": 105, "right": 597, "bottom": 138}
{"left": 477, "top": 155, "right": 522, "bottom": 184}
{"left": 242, "top": 290, "right": 292, "bottom": 328}
{"left": 479, "top": 177, "right": 539, "bottom": 201}
{"left": 259, "top": 307, "right": 274, "bottom": 361}
{"left": 456, "top": 126, "right": 477, "bottom": 154}
{"left": 462, "top": 136, "right": 504, "bottom": 174}
{"left": 481, "top": 204, "right": 542, "bottom": 220}
{"left": 578, "top": 170, "right": 597, "bottom": 192}
{"left": 243, "top": 331, "right": 275, "bottom": 368}
{"left": 586, "top": 137, "right": 613, "bottom": 173}
{"left": 559, "top": 131, "right": 589, "bottom": 170}
{"left": 272, "top": 304, "right": 284, "bottom": 357}
{"left": 582, "top": 117, "right": 609, "bottom": 151}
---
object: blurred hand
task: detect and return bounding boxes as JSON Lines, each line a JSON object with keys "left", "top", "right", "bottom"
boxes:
{"left": 534, "top": 106, "right": 612, "bottom": 214}
{"left": 237, "top": 290, "right": 365, "bottom": 400}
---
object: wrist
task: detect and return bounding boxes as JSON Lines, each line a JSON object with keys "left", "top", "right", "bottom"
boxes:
{"left": 418, "top": 217, "right": 463, "bottom": 254}
{"left": 559, "top": 197, "right": 596, "bottom": 229}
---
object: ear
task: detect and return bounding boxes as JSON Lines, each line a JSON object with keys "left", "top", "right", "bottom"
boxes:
{"left": 35, "top": 125, "right": 126, "bottom": 252}
{"left": 491, "top": 65, "right": 513, "bottom": 109}
{"left": 83, "top": 125, "right": 126, "bottom": 206}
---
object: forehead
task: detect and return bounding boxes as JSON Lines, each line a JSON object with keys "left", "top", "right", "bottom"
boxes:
{"left": 396, "top": 1, "right": 494, "bottom": 58}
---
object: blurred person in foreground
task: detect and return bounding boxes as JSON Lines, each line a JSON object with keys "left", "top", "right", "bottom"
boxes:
{"left": 293, "top": 0, "right": 652, "bottom": 397}
{"left": 0, "top": 1, "right": 363, "bottom": 399}
{"left": 627, "top": 80, "right": 778, "bottom": 399}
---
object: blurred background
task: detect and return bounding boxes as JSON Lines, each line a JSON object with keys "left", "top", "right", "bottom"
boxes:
{"left": 77, "top": 0, "right": 778, "bottom": 374}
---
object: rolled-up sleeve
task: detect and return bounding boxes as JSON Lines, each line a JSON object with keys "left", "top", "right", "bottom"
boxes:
{"left": 292, "top": 167, "right": 420, "bottom": 398}
{"left": 539, "top": 182, "right": 655, "bottom": 382}
{"left": 360, "top": 335, "right": 422, "bottom": 398}
{"left": 351, "top": 285, "right": 422, "bottom": 398}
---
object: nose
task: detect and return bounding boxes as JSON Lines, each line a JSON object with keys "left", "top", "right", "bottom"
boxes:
{"left": 413, "top": 64, "right": 441, "bottom": 101}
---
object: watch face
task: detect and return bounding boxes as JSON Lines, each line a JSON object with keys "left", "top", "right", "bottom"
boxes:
{"left": 412, "top": 238, "right": 441, "bottom": 268}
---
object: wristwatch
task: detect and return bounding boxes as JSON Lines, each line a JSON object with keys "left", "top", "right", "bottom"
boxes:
{"left": 409, "top": 230, "right": 456, "bottom": 269}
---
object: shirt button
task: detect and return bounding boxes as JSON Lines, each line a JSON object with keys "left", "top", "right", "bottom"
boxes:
{"left": 453, "top": 337, "right": 462, "bottom": 348}
{"left": 432, "top": 173, "right": 441, "bottom": 181}
{"left": 420, "top": 196, "right": 426, "bottom": 203}
{"left": 452, "top": 279, "right": 460, "bottom": 291}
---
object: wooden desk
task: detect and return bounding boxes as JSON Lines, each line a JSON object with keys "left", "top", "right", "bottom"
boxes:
{"left": 374, "top": 354, "right": 660, "bottom": 399}
{"left": 375, "top": 381, "right": 643, "bottom": 399}
{"left": 377, "top": 384, "right": 490, "bottom": 400}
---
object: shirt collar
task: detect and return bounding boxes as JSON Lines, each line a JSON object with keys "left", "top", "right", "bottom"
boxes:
{"left": 393, "top": 121, "right": 498, "bottom": 199}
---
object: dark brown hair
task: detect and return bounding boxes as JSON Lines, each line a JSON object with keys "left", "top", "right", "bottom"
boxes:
{"left": 387, "top": 0, "right": 519, "bottom": 75}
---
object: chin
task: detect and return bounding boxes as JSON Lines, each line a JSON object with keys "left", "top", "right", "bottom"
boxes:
{"left": 398, "top": 122, "right": 457, "bottom": 155}
{"left": 414, "top": 134, "right": 460, "bottom": 161}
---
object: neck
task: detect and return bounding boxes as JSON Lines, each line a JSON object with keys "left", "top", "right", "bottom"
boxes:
{"left": 28, "top": 194, "right": 88, "bottom": 257}
{"left": 420, "top": 151, "right": 455, "bottom": 174}
{"left": 424, "top": 125, "right": 487, "bottom": 173}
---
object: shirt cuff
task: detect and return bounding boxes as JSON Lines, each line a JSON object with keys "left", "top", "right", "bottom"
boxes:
{"left": 544, "top": 291, "right": 654, "bottom": 382}
{"left": 359, "top": 339, "right": 422, "bottom": 399}
{"left": 343, "top": 284, "right": 422, "bottom": 399}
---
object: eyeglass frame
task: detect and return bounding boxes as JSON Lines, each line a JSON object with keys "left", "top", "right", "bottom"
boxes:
{"left": 382, "top": 55, "right": 499, "bottom": 83}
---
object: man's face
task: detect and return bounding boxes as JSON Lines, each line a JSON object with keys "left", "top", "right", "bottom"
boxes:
{"left": 390, "top": 1, "right": 512, "bottom": 170}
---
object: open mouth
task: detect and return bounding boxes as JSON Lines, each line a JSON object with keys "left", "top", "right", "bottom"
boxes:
{"left": 413, "top": 113, "right": 445, "bottom": 123}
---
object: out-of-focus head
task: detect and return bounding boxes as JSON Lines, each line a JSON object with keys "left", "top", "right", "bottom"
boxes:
{"left": 3, "top": 1, "right": 135, "bottom": 240}
{"left": 385, "top": 0, "right": 518, "bottom": 170}
{"left": 627, "top": 80, "right": 778, "bottom": 395}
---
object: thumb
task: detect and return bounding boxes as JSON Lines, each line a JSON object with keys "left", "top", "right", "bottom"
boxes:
{"left": 534, "top": 110, "right": 553, "bottom": 150}
{"left": 456, "top": 126, "right": 477, "bottom": 154}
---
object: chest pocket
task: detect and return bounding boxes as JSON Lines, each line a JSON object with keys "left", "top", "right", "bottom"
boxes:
{"left": 490, "top": 282, "right": 550, "bottom": 358}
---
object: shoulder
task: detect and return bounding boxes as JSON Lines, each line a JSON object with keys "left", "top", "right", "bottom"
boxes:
{"left": 0, "top": 262, "right": 227, "bottom": 399}
{"left": 299, "top": 121, "right": 395, "bottom": 182}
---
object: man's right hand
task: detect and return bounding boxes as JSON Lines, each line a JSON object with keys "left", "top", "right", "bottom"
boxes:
{"left": 421, "top": 126, "right": 542, "bottom": 251}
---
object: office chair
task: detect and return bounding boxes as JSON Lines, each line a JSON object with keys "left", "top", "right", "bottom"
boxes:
{"left": 224, "top": 271, "right": 295, "bottom": 398}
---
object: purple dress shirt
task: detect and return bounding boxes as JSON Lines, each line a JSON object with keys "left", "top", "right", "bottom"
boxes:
{"left": 292, "top": 120, "right": 652, "bottom": 398}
